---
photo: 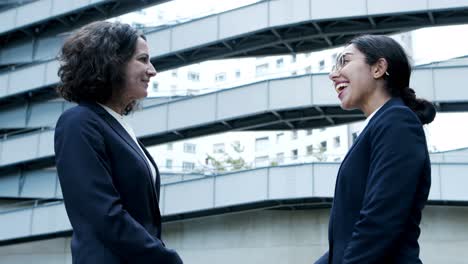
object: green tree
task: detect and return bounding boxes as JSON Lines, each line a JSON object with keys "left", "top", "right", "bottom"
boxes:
{"left": 310, "top": 145, "right": 327, "bottom": 162}
{"left": 205, "top": 142, "right": 250, "bottom": 173}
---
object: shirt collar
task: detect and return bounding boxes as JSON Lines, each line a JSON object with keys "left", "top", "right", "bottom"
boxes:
{"left": 358, "top": 104, "right": 383, "bottom": 136}
{"left": 98, "top": 103, "right": 124, "bottom": 121}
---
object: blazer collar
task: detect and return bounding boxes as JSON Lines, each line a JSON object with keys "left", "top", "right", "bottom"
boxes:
{"left": 339, "top": 97, "right": 404, "bottom": 165}
{"left": 80, "top": 101, "right": 112, "bottom": 117}
{"left": 80, "top": 102, "right": 160, "bottom": 206}
{"left": 79, "top": 101, "right": 150, "bottom": 170}
{"left": 361, "top": 97, "right": 404, "bottom": 134}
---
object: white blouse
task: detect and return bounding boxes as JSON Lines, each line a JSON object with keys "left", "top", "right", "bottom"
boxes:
{"left": 357, "top": 105, "right": 384, "bottom": 137}
{"left": 98, "top": 104, "right": 156, "bottom": 182}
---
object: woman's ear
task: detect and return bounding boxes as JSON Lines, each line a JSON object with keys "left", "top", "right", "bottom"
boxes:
{"left": 372, "top": 58, "right": 389, "bottom": 79}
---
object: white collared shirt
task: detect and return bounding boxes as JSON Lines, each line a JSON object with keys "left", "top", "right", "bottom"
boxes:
{"left": 98, "top": 104, "right": 156, "bottom": 182}
{"left": 357, "top": 105, "right": 384, "bottom": 136}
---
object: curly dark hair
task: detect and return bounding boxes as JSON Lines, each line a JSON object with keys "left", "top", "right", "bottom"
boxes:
{"left": 57, "top": 21, "right": 146, "bottom": 104}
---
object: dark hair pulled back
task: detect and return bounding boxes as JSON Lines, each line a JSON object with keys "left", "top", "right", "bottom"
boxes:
{"left": 348, "top": 35, "right": 436, "bottom": 124}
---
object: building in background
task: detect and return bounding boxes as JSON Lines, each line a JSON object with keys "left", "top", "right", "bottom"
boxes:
{"left": 1, "top": 1, "right": 468, "bottom": 263}
{"left": 144, "top": 31, "right": 414, "bottom": 175}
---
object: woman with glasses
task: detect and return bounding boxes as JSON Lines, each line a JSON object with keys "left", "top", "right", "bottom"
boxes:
{"left": 315, "top": 35, "right": 435, "bottom": 264}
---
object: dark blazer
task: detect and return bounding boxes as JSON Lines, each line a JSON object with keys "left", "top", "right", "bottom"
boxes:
{"left": 55, "top": 102, "right": 182, "bottom": 264}
{"left": 316, "top": 98, "right": 431, "bottom": 264}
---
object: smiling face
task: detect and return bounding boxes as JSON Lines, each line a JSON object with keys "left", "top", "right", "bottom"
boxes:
{"left": 121, "top": 37, "right": 157, "bottom": 102}
{"left": 329, "top": 44, "right": 380, "bottom": 113}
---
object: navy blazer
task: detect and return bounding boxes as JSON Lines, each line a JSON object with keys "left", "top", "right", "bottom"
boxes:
{"left": 316, "top": 98, "right": 431, "bottom": 264}
{"left": 55, "top": 102, "right": 182, "bottom": 264}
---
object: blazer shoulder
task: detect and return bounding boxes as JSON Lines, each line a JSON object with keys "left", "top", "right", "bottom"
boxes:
{"left": 373, "top": 104, "right": 420, "bottom": 127}
{"left": 367, "top": 104, "right": 426, "bottom": 148}
{"left": 56, "top": 105, "right": 105, "bottom": 135}
{"left": 59, "top": 104, "right": 101, "bottom": 123}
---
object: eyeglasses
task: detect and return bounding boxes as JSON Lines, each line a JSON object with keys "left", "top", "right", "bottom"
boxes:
{"left": 331, "top": 52, "right": 366, "bottom": 73}
{"left": 330, "top": 52, "right": 390, "bottom": 76}
{"left": 331, "top": 52, "right": 351, "bottom": 73}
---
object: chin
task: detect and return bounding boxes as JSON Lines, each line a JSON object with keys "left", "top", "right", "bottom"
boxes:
{"left": 340, "top": 101, "right": 355, "bottom": 111}
{"left": 139, "top": 90, "right": 148, "bottom": 99}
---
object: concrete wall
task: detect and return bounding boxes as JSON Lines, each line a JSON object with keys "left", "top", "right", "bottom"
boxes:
{"left": 165, "top": 209, "right": 329, "bottom": 264}
{"left": 0, "top": 206, "right": 466, "bottom": 263}
{"left": 0, "top": 237, "right": 71, "bottom": 264}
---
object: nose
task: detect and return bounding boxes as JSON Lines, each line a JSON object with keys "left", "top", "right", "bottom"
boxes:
{"left": 147, "top": 62, "right": 157, "bottom": 77}
{"left": 329, "top": 68, "right": 339, "bottom": 81}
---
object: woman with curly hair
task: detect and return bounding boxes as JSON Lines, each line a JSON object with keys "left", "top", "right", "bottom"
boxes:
{"left": 54, "top": 21, "right": 183, "bottom": 264}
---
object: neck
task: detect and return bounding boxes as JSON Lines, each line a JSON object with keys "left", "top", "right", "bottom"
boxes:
{"left": 361, "top": 87, "right": 391, "bottom": 117}
{"left": 103, "top": 99, "right": 126, "bottom": 116}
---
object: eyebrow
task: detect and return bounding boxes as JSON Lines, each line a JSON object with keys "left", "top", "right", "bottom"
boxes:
{"left": 136, "top": 53, "right": 149, "bottom": 58}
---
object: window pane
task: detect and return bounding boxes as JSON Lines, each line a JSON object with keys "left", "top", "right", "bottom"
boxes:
{"left": 166, "top": 159, "right": 173, "bottom": 169}
{"left": 334, "top": 136, "right": 341, "bottom": 148}
{"left": 213, "top": 143, "right": 225, "bottom": 153}
{"left": 276, "top": 152, "right": 284, "bottom": 164}
{"left": 255, "top": 137, "right": 269, "bottom": 152}
{"left": 182, "top": 162, "right": 195, "bottom": 171}
{"left": 183, "top": 143, "right": 196, "bottom": 153}
{"left": 255, "top": 156, "right": 269, "bottom": 167}
{"left": 291, "top": 149, "right": 298, "bottom": 160}
{"left": 255, "top": 63, "right": 269, "bottom": 76}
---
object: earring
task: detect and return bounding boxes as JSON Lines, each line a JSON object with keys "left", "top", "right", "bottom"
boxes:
{"left": 385, "top": 71, "right": 390, "bottom": 76}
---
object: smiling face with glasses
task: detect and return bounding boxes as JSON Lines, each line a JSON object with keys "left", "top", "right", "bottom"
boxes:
{"left": 328, "top": 44, "right": 391, "bottom": 116}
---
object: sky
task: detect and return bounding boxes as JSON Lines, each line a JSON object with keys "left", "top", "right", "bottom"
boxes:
{"left": 116, "top": 0, "right": 468, "bottom": 152}
{"left": 412, "top": 25, "right": 468, "bottom": 64}
{"left": 410, "top": 25, "right": 468, "bottom": 151}
{"left": 426, "top": 113, "right": 468, "bottom": 152}
{"left": 115, "top": 0, "right": 260, "bottom": 26}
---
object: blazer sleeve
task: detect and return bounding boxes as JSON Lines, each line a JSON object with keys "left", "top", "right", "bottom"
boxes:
{"left": 315, "top": 251, "right": 329, "bottom": 264}
{"left": 342, "top": 107, "right": 427, "bottom": 263}
{"left": 54, "top": 110, "right": 182, "bottom": 264}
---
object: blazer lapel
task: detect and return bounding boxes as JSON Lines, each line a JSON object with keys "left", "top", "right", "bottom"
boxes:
{"left": 333, "top": 98, "right": 403, "bottom": 202}
{"left": 139, "top": 141, "right": 161, "bottom": 197}
{"left": 81, "top": 102, "right": 154, "bottom": 180}
{"left": 339, "top": 97, "right": 403, "bottom": 167}
{"left": 138, "top": 140, "right": 162, "bottom": 224}
{"left": 331, "top": 98, "right": 405, "bottom": 252}
{"left": 81, "top": 102, "right": 162, "bottom": 226}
